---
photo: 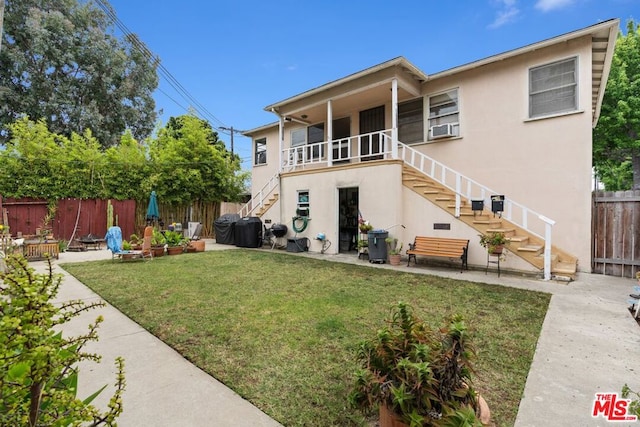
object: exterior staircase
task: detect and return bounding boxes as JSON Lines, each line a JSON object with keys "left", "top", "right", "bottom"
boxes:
{"left": 238, "top": 173, "right": 280, "bottom": 218}
{"left": 254, "top": 193, "right": 279, "bottom": 217}
{"left": 402, "top": 165, "right": 578, "bottom": 279}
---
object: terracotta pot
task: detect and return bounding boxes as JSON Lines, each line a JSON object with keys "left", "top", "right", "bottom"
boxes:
{"left": 379, "top": 405, "right": 408, "bottom": 427}
{"left": 167, "top": 246, "right": 184, "bottom": 255}
{"left": 151, "top": 246, "right": 165, "bottom": 257}
{"left": 190, "top": 240, "right": 205, "bottom": 252}
{"left": 389, "top": 254, "right": 402, "bottom": 266}
{"left": 491, "top": 245, "right": 504, "bottom": 255}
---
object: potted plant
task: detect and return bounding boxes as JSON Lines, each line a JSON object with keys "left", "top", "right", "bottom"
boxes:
{"left": 121, "top": 240, "right": 136, "bottom": 260}
{"left": 164, "top": 230, "right": 186, "bottom": 255}
{"left": 349, "top": 302, "right": 490, "bottom": 427}
{"left": 478, "top": 231, "right": 508, "bottom": 256}
{"left": 385, "top": 237, "right": 403, "bottom": 266}
{"left": 359, "top": 219, "right": 373, "bottom": 234}
{"left": 129, "top": 233, "right": 142, "bottom": 250}
{"left": 151, "top": 229, "right": 166, "bottom": 257}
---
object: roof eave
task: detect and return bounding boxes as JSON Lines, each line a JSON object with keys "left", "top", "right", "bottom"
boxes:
{"left": 263, "top": 57, "right": 427, "bottom": 113}
{"left": 428, "top": 19, "right": 620, "bottom": 81}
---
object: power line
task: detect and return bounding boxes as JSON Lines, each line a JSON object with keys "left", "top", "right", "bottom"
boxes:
{"left": 218, "top": 126, "right": 246, "bottom": 155}
{"left": 92, "top": 0, "right": 229, "bottom": 130}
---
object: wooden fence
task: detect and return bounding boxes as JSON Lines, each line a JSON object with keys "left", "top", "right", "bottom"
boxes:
{"left": 1, "top": 198, "right": 137, "bottom": 242}
{"left": 2, "top": 197, "right": 240, "bottom": 243}
{"left": 592, "top": 190, "right": 640, "bottom": 278}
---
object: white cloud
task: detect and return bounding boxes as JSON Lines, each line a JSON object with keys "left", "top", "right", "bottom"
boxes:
{"left": 489, "top": 0, "right": 520, "bottom": 29}
{"left": 535, "top": 0, "right": 575, "bottom": 12}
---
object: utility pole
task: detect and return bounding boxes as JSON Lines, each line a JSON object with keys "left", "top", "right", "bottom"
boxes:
{"left": 219, "top": 126, "right": 244, "bottom": 156}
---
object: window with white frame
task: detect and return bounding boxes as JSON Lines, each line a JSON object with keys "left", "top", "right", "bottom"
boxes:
{"left": 254, "top": 138, "right": 266, "bottom": 165}
{"left": 428, "top": 89, "right": 459, "bottom": 140}
{"left": 398, "top": 98, "right": 424, "bottom": 144}
{"left": 291, "top": 128, "right": 306, "bottom": 147}
{"left": 529, "top": 57, "right": 577, "bottom": 118}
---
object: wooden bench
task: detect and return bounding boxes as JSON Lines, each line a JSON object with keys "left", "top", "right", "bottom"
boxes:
{"left": 406, "top": 236, "right": 469, "bottom": 272}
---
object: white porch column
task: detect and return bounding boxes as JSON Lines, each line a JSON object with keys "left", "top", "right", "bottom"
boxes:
{"left": 278, "top": 116, "right": 284, "bottom": 174}
{"left": 327, "top": 100, "right": 333, "bottom": 167}
{"left": 391, "top": 78, "right": 398, "bottom": 159}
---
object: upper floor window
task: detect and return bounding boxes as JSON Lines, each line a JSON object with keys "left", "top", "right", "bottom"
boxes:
{"left": 529, "top": 57, "right": 577, "bottom": 118}
{"left": 291, "top": 128, "right": 306, "bottom": 147}
{"left": 254, "top": 138, "right": 266, "bottom": 165}
{"left": 398, "top": 98, "right": 424, "bottom": 144}
{"left": 428, "top": 89, "right": 459, "bottom": 140}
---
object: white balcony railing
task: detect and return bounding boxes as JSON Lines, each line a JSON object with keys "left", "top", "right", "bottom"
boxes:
{"left": 264, "top": 130, "right": 555, "bottom": 279}
{"left": 281, "top": 130, "right": 393, "bottom": 170}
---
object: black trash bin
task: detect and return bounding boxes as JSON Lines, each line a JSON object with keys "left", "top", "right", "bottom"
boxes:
{"left": 235, "top": 217, "right": 263, "bottom": 248}
{"left": 214, "top": 213, "right": 240, "bottom": 245}
{"left": 368, "top": 229, "right": 388, "bottom": 263}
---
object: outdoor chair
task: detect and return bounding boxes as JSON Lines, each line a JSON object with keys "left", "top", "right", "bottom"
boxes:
{"left": 189, "top": 223, "right": 203, "bottom": 241}
{"left": 105, "top": 226, "right": 146, "bottom": 262}
{"left": 141, "top": 226, "right": 155, "bottom": 260}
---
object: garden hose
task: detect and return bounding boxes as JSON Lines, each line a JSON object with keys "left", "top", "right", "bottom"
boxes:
{"left": 292, "top": 216, "right": 309, "bottom": 233}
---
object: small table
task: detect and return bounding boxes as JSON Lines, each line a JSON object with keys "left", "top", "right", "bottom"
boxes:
{"left": 79, "top": 235, "right": 105, "bottom": 250}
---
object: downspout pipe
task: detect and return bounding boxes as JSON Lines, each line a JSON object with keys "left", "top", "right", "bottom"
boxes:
{"left": 270, "top": 108, "right": 285, "bottom": 225}
{"left": 270, "top": 108, "right": 285, "bottom": 175}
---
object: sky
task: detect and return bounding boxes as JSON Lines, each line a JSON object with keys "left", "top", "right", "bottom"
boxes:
{"left": 105, "top": 0, "right": 638, "bottom": 169}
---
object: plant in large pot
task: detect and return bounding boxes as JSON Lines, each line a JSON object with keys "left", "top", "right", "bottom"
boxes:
{"left": 164, "top": 230, "right": 186, "bottom": 255}
{"left": 478, "top": 231, "right": 508, "bottom": 257}
{"left": 151, "top": 229, "right": 166, "bottom": 257}
{"left": 349, "top": 302, "right": 490, "bottom": 427}
{"left": 385, "top": 237, "right": 403, "bottom": 266}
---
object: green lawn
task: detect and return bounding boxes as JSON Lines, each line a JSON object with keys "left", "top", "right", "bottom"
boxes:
{"left": 61, "top": 250, "right": 550, "bottom": 426}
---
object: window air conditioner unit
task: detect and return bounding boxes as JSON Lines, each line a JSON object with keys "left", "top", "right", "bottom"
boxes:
{"left": 430, "top": 123, "right": 455, "bottom": 139}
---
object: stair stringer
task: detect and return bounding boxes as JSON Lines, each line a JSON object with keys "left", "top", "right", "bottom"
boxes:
{"left": 402, "top": 165, "right": 577, "bottom": 278}
{"left": 255, "top": 193, "right": 279, "bottom": 217}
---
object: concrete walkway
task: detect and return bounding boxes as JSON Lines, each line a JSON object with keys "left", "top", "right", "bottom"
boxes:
{"left": 28, "top": 241, "right": 640, "bottom": 426}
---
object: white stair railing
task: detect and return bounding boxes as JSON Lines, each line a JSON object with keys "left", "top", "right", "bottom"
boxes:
{"left": 238, "top": 173, "right": 279, "bottom": 218}
{"left": 398, "top": 142, "right": 555, "bottom": 280}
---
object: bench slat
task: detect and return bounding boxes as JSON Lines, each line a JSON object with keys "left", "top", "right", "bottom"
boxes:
{"left": 407, "top": 236, "right": 469, "bottom": 272}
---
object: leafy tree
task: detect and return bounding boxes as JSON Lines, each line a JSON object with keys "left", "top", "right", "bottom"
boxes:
{"left": 0, "top": 0, "right": 159, "bottom": 147}
{"left": 593, "top": 20, "right": 640, "bottom": 190}
{"left": 149, "top": 114, "right": 247, "bottom": 205}
{"left": 0, "top": 117, "right": 63, "bottom": 199}
{"left": 0, "top": 116, "right": 247, "bottom": 205}
{"left": 101, "top": 130, "right": 149, "bottom": 200}
{"left": 0, "top": 254, "right": 125, "bottom": 426}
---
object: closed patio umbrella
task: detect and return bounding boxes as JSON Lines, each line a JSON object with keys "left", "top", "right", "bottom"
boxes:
{"left": 146, "top": 191, "right": 160, "bottom": 223}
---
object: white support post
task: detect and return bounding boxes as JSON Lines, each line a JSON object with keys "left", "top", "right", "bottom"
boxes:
{"left": 391, "top": 79, "right": 398, "bottom": 159}
{"left": 278, "top": 116, "right": 284, "bottom": 174}
{"left": 455, "top": 174, "right": 461, "bottom": 218}
{"left": 539, "top": 215, "right": 555, "bottom": 280}
{"left": 327, "top": 100, "right": 333, "bottom": 167}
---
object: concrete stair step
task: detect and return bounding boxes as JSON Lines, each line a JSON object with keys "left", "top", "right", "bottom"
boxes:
{"left": 552, "top": 261, "right": 577, "bottom": 280}
{"left": 507, "top": 235, "right": 530, "bottom": 244}
{"left": 473, "top": 218, "right": 502, "bottom": 226}
{"left": 517, "top": 244, "right": 543, "bottom": 254}
{"left": 486, "top": 227, "right": 516, "bottom": 237}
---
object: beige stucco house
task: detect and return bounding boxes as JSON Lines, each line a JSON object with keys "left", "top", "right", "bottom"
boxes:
{"left": 242, "top": 19, "right": 619, "bottom": 280}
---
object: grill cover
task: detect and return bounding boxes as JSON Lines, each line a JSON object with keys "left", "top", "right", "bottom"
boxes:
{"left": 234, "top": 217, "right": 263, "bottom": 248}
{"left": 214, "top": 214, "right": 240, "bottom": 245}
